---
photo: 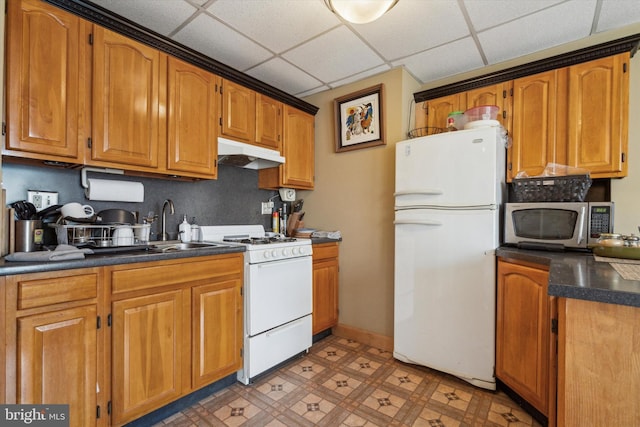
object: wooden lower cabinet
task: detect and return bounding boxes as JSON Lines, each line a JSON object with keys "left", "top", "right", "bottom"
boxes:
{"left": 3, "top": 268, "right": 105, "bottom": 427}
{"left": 496, "top": 259, "right": 556, "bottom": 423}
{"left": 2, "top": 254, "right": 243, "bottom": 427}
{"left": 109, "top": 254, "right": 243, "bottom": 426}
{"left": 312, "top": 243, "right": 339, "bottom": 335}
{"left": 111, "top": 289, "right": 185, "bottom": 424}
{"left": 557, "top": 298, "right": 640, "bottom": 427}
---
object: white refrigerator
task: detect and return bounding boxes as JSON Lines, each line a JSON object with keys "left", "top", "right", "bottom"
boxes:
{"left": 393, "top": 125, "right": 506, "bottom": 390}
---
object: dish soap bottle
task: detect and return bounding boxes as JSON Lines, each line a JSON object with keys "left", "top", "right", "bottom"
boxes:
{"left": 179, "top": 215, "right": 191, "bottom": 242}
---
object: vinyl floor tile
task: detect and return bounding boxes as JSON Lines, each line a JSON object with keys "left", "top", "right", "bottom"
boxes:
{"left": 153, "top": 335, "right": 542, "bottom": 427}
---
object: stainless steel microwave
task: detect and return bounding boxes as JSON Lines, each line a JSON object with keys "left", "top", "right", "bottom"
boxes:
{"left": 504, "top": 202, "right": 614, "bottom": 249}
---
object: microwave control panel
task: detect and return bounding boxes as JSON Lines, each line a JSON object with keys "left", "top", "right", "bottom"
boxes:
{"left": 589, "top": 205, "right": 613, "bottom": 237}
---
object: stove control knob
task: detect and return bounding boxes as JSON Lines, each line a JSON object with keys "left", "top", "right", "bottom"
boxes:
{"left": 299, "top": 246, "right": 307, "bottom": 255}
{"left": 271, "top": 250, "right": 278, "bottom": 258}
{"left": 263, "top": 250, "right": 271, "bottom": 259}
{"left": 282, "top": 249, "right": 289, "bottom": 256}
{"left": 292, "top": 247, "right": 299, "bottom": 255}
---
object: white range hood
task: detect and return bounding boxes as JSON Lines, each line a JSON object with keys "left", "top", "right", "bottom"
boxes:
{"left": 217, "top": 137, "right": 284, "bottom": 170}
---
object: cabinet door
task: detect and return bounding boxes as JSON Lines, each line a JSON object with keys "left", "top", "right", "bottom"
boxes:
{"left": 192, "top": 279, "right": 243, "bottom": 388}
{"left": 111, "top": 290, "right": 184, "bottom": 425}
{"left": 220, "top": 79, "right": 256, "bottom": 143}
{"left": 255, "top": 94, "right": 282, "bottom": 151}
{"left": 5, "top": 0, "right": 83, "bottom": 160}
{"left": 567, "top": 53, "right": 629, "bottom": 177}
{"left": 466, "top": 81, "right": 512, "bottom": 130}
{"left": 312, "top": 244, "right": 339, "bottom": 335}
{"left": 17, "top": 305, "right": 97, "bottom": 427}
{"left": 496, "top": 260, "right": 552, "bottom": 416}
{"left": 509, "top": 70, "right": 564, "bottom": 181}
{"left": 421, "top": 93, "right": 466, "bottom": 131}
{"left": 91, "top": 26, "right": 162, "bottom": 168}
{"left": 167, "top": 56, "right": 218, "bottom": 177}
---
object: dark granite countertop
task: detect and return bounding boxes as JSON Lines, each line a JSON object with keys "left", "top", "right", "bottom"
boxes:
{"left": 0, "top": 243, "right": 245, "bottom": 276}
{"left": 497, "top": 246, "right": 640, "bottom": 308}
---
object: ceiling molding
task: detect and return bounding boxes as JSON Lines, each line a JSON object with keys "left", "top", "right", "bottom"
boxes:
{"left": 45, "top": 0, "right": 320, "bottom": 115}
{"left": 414, "top": 34, "right": 640, "bottom": 103}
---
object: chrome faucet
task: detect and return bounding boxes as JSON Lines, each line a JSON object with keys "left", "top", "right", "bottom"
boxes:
{"left": 160, "top": 199, "right": 175, "bottom": 241}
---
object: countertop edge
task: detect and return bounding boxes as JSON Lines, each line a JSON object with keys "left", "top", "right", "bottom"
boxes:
{"left": 0, "top": 245, "right": 246, "bottom": 276}
{"left": 497, "top": 247, "right": 640, "bottom": 308}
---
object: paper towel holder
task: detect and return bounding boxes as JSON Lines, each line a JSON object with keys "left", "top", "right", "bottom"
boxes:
{"left": 81, "top": 167, "right": 144, "bottom": 202}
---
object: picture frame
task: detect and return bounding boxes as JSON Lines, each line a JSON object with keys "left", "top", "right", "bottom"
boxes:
{"left": 334, "top": 84, "right": 385, "bottom": 153}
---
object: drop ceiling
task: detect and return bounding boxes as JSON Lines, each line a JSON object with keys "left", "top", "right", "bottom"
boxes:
{"left": 88, "top": 0, "right": 640, "bottom": 98}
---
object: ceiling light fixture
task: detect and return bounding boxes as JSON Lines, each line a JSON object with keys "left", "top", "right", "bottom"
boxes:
{"left": 324, "top": 0, "right": 399, "bottom": 24}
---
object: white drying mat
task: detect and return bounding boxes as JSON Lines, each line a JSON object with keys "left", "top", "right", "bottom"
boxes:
{"left": 594, "top": 255, "right": 640, "bottom": 280}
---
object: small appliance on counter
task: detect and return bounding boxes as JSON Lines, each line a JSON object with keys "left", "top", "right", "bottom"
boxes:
{"left": 504, "top": 201, "right": 614, "bottom": 250}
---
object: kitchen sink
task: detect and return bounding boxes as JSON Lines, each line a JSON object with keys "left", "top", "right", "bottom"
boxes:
{"left": 149, "top": 241, "right": 225, "bottom": 252}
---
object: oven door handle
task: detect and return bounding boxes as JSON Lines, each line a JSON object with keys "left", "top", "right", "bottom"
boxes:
{"left": 265, "top": 317, "right": 307, "bottom": 337}
{"left": 255, "top": 256, "right": 310, "bottom": 269}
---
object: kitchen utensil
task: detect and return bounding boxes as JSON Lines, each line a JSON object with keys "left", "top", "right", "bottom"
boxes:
{"left": 97, "top": 209, "right": 135, "bottom": 224}
{"left": 112, "top": 225, "right": 134, "bottom": 246}
{"left": 36, "top": 204, "right": 62, "bottom": 220}
{"left": 15, "top": 220, "right": 43, "bottom": 252}
{"left": 61, "top": 202, "right": 94, "bottom": 219}
{"left": 10, "top": 201, "right": 37, "bottom": 220}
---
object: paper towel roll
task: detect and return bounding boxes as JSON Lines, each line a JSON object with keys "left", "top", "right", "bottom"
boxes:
{"left": 85, "top": 179, "right": 144, "bottom": 202}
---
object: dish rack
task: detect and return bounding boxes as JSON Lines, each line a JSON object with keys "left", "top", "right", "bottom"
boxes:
{"left": 51, "top": 223, "right": 151, "bottom": 247}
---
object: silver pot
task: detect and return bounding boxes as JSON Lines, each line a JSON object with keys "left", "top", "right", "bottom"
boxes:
{"left": 97, "top": 209, "right": 135, "bottom": 225}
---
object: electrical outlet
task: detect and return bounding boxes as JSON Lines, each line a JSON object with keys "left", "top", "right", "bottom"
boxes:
{"left": 27, "top": 190, "right": 59, "bottom": 211}
{"left": 261, "top": 201, "right": 274, "bottom": 215}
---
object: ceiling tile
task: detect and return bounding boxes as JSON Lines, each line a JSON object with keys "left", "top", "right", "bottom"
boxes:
{"left": 463, "top": 0, "right": 565, "bottom": 31}
{"left": 597, "top": 0, "right": 640, "bottom": 32}
{"left": 173, "top": 13, "right": 273, "bottom": 71}
{"left": 353, "top": 0, "right": 469, "bottom": 60}
{"left": 394, "top": 37, "right": 484, "bottom": 83}
{"left": 478, "top": 0, "right": 597, "bottom": 64}
{"left": 283, "top": 26, "right": 385, "bottom": 84}
{"left": 207, "top": 0, "right": 339, "bottom": 53}
{"left": 330, "top": 65, "right": 393, "bottom": 88}
{"left": 90, "top": 0, "right": 197, "bottom": 36}
{"left": 246, "top": 58, "right": 323, "bottom": 95}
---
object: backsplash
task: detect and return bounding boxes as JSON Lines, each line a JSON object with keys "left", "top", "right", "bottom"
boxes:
{"left": 3, "top": 162, "right": 278, "bottom": 240}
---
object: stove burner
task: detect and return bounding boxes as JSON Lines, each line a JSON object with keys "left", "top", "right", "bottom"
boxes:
{"left": 223, "top": 236, "right": 297, "bottom": 245}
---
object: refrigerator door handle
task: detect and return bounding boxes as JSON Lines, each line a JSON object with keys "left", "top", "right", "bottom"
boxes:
{"left": 394, "top": 189, "right": 443, "bottom": 196}
{"left": 394, "top": 219, "right": 442, "bottom": 226}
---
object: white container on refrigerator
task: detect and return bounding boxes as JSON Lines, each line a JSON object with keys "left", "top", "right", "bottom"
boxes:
{"left": 393, "top": 126, "right": 506, "bottom": 390}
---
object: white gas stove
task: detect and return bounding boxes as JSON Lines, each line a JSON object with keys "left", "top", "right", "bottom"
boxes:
{"left": 200, "top": 225, "right": 313, "bottom": 384}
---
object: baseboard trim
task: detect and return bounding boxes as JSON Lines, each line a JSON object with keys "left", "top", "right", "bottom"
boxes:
{"left": 332, "top": 323, "right": 393, "bottom": 352}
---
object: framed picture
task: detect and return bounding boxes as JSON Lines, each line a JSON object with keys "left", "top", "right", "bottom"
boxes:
{"left": 334, "top": 84, "right": 385, "bottom": 152}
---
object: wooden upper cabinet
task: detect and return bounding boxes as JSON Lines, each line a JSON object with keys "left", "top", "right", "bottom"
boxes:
{"left": 420, "top": 93, "right": 467, "bottom": 131}
{"left": 259, "top": 105, "right": 315, "bottom": 190}
{"left": 465, "top": 81, "right": 512, "bottom": 130}
{"left": 567, "top": 53, "right": 629, "bottom": 178}
{"left": 220, "top": 79, "right": 256, "bottom": 143}
{"left": 509, "top": 69, "right": 566, "bottom": 181}
{"left": 167, "top": 56, "right": 219, "bottom": 177}
{"left": 5, "top": 0, "right": 85, "bottom": 161}
{"left": 255, "top": 94, "right": 283, "bottom": 151}
{"left": 91, "top": 26, "right": 163, "bottom": 168}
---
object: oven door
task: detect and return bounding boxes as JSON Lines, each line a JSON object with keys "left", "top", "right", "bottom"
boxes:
{"left": 246, "top": 256, "right": 312, "bottom": 336}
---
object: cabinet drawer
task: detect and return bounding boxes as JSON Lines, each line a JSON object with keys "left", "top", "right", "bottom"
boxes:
{"left": 16, "top": 271, "right": 98, "bottom": 310}
{"left": 313, "top": 243, "right": 339, "bottom": 261}
{"left": 111, "top": 254, "right": 243, "bottom": 294}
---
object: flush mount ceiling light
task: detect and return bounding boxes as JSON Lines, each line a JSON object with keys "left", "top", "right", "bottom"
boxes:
{"left": 324, "top": 0, "right": 399, "bottom": 24}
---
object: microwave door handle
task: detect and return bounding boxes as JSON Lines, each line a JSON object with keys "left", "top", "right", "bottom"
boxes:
{"left": 576, "top": 206, "right": 586, "bottom": 244}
